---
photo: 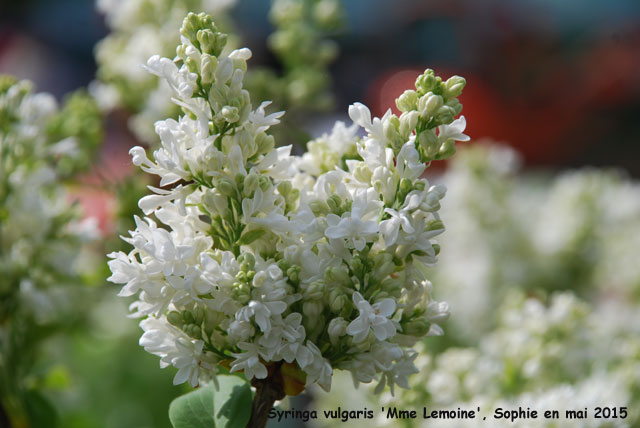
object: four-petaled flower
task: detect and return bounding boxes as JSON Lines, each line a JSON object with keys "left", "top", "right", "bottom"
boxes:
{"left": 346, "top": 292, "right": 397, "bottom": 343}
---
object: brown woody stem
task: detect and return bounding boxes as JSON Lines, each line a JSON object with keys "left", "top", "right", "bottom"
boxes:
{"left": 246, "top": 374, "right": 285, "bottom": 428}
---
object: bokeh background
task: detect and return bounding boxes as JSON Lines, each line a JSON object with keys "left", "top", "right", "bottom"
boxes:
{"left": 1, "top": 1, "right": 639, "bottom": 427}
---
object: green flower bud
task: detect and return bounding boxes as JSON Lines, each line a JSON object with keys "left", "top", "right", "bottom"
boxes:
{"left": 326, "top": 194, "right": 342, "bottom": 212}
{"left": 432, "top": 243, "right": 441, "bottom": 255}
{"left": 414, "top": 180, "right": 426, "bottom": 191}
{"left": 305, "top": 280, "right": 325, "bottom": 300}
{"left": 396, "top": 90, "right": 418, "bottom": 112}
{"left": 418, "top": 93, "right": 443, "bottom": 120}
{"left": 277, "top": 181, "right": 293, "bottom": 196}
{"left": 353, "top": 164, "right": 372, "bottom": 183}
{"left": 399, "top": 178, "right": 412, "bottom": 195}
{"left": 435, "top": 138, "right": 456, "bottom": 160}
{"left": 193, "top": 306, "right": 205, "bottom": 325}
{"left": 255, "top": 133, "right": 275, "bottom": 155}
{"left": 303, "top": 300, "right": 323, "bottom": 318}
{"left": 286, "top": 265, "right": 301, "bottom": 284}
{"left": 314, "top": 0, "right": 342, "bottom": 29}
{"left": 426, "top": 219, "right": 444, "bottom": 231}
{"left": 309, "top": 200, "right": 329, "bottom": 215}
{"left": 415, "top": 69, "right": 441, "bottom": 95}
{"left": 258, "top": 176, "right": 271, "bottom": 192}
{"left": 197, "top": 29, "right": 221, "bottom": 55}
{"left": 327, "top": 317, "right": 348, "bottom": 344}
{"left": 328, "top": 289, "right": 348, "bottom": 313}
{"left": 435, "top": 105, "right": 455, "bottom": 125}
{"left": 381, "top": 276, "right": 402, "bottom": 298}
{"left": 167, "top": 311, "right": 183, "bottom": 327}
{"left": 182, "top": 310, "right": 195, "bottom": 324}
{"left": 200, "top": 54, "right": 216, "bottom": 84}
{"left": 238, "top": 253, "right": 255, "bottom": 269}
{"left": 185, "top": 323, "right": 202, "bottom": 339}
{"left": 221, "top": 105, "right": 239, "bottom": 123}
{"left": 418, "top": 130, "right": 439, "bottom": 160}
{"left": 216, "top": 177, "right": 236, "bottom": 197}
{"left": 185, "top": 57, "right": 198, "bottom": 74}
{"left": 232, "top": 281, "right": 250, "bottom": 303}
{"left": 399, "top": 111, "right": 419, "bottom": 138}
{"left": 244, "top": 173, "right": 259, "bottom": 195}
{"left": 443, "top": 75, "right": 466, "bottom": 99}
{"left": 445, "top": 98, "right": 463, "bottom": 116}
{"left": 204, "top": 311, "right": 224, "bottom": 335}
{"left": 277, "top": 258, "right": 290, "bottom": 272}
{"left": 326, "top": 265, "right": 350, "bottom": 284}
{"left": 350, "top": 257, "right": 363, "bottom": 273}
{"left": 212, "top": 33, "right": 228, "bottom": 57}
{"left": 402, "top": 317, "right": 430, "bottom": 336}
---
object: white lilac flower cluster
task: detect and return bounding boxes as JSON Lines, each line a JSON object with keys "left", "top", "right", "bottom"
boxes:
{"left": 107, "top": 12, "right": 469, "bottom": 393}
{"left": 311, "top": 143, "right": 640, "bottom": 426}
{"left": 93, "top": 0, "right": 236, "bottom": 142}
{"left": 434, "top": 144, "right": 640, "bottom": 340}
{"left": 378, "top": 292, "right": 640, "bottom": 428}
{"left": 0, "top": 77, "right": 98, "bottom": 325}
{"left": 314, "top": 291, "right": 640, "bottom": 428}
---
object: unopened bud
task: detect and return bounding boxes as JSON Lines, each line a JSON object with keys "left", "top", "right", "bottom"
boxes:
{"left": 443, "top": 75, "right": 466, "bottom": 99}
{"left": 167, "top": 311, "right": 183, "bottom": 327}
{"left": 396, "top": 90, "right": 418, "bottom": 112}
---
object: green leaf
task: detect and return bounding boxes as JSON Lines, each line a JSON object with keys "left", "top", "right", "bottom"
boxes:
{"left": 212, "top": 375, "right": 252, "bottom": 428}
{"left": 169, "top": 375, "right": 252, "bottom": 428}
{"left": 169, "top": 385, "right": 215, "bottom": 428}
{"left": 25, "top": 389, "right": 58, "bottom": 428}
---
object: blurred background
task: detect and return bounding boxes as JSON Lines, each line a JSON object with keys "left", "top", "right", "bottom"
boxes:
{"left": 2, "top": 0, "right": 640, "bottom": 172}
{"left": 1, "top": 1, "right": 639, "bottom": 427}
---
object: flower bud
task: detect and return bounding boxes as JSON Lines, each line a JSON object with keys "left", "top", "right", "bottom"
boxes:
{"left": 418, "top": 93, "right": 443, "bottom": 120}
{"left": 200, "top": 55, "right": 216, "bottom": 85}
{"left": 182, "top": 310, "right": 195, "bottom": 324}
{"left": 238, "top": 253, "right": 255, "bottom": 269}
{"left": 303, "top": 300, "right": 323, "bottom": 318}
{"left": 327, "top": 317, "right": 348, "bottom": 343}
{"left": 353, "top": 164, "right": 372, "bottom": 183}
{"left": 255, "top": 132, "right": 274, "bottom": 155}
{"left": 326, "top": 265, "right": 350, "bottom": 284}
{"left": 184, "top": 323, "right": 202, "bottom": 339}
{"left": 426, "top": 219, "right": 444, "bottom": 231}
{"left": 258, "top": 176, "right": 271, "bottom": 192}
{"left": 167, "top": 311, "right": 183, "bottom": 327}
{"left": 243, "top": 173, "right": 258, "bottom": 195}
{"left": 277, "top": 180, "right": 293, "bottom": 196}
{"left": 221, "top": 105, "right": 239, "bottom": 123}
{"left": 443, "top": 75, "right": 466, "bottom": 99}
{"left": 305, "top": 280, "right": 325, "bottom": 300}
{"left": 399, "top": 178, "right": 412, "bottom": 195}
{"left": 193, "top": 306, "right": 205, "bottom": 325}
{"left": 436, "top": 138, "right": 456, "bottom": 160}
{"left": 326, "top": 194, "right": 342, "bottom": 212}
{"left": 435, "top": 105, "right": 455, "bottom": 125}
{"left": 415, "top": 69, "right": 440, "bottom": 95}
{"left": 185, "top": 57, "right": 198, "bottom": 74}
{"left": 402, "top": 317, "right": 430, "bottom": 336}
{"left": 286, "top": 265, "right": 301, "bottom": 284}
{"left": 309, "top": 200, "right": 329, "bottom": 215}
{"left": 328, "top": 289, "right": 348, "bottom": 313}
{"left": 396, "top": 90, "right": 418, "bottom": 112}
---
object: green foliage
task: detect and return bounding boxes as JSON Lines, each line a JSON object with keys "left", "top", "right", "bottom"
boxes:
{"left": 168, "top": 376, "right": 252, "bottom": 428}
{"left": 46, "top": 90, "right": 103, "bottom": 176}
